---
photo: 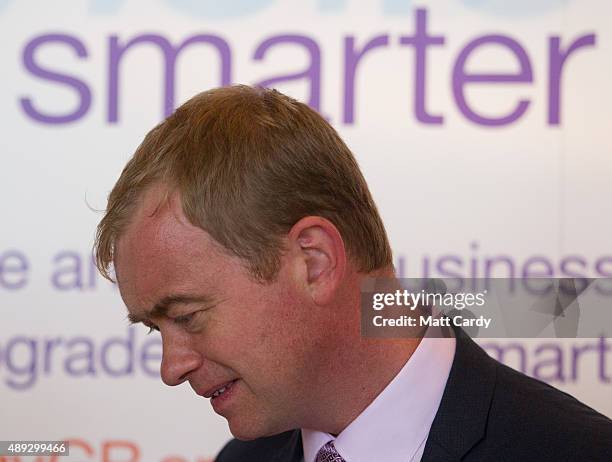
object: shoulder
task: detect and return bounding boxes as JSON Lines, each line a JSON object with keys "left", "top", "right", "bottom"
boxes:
{"left": 430, "top": 329, "right": 612, "bottom": 461}
{"left": 215, "top": 430, "right": 300, "bottom": 462}
{"left": 470, "top": 356, "right": 612, "bottom": 460}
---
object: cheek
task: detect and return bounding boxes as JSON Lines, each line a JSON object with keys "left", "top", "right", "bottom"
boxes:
{"left": 218, "top": 279, "right": 323, "bottom": 372}
{"left": 258, "top": 290, "right": 311, "bottom": 345}
{"left": 265, "top": 300, "right": 326, "bottom": 377}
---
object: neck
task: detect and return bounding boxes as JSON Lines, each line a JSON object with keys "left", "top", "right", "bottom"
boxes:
{"left": 303, "top": 273, "right": 423, "bottom": 435}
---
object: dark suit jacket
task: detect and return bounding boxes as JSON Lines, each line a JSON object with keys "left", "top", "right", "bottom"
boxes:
{"left": 216, "top": 329, "right": 612, "bottom": 461}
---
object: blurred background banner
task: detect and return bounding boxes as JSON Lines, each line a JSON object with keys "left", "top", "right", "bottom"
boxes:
{"left": 1, "top": 0, "right": 610, "bottom": 460}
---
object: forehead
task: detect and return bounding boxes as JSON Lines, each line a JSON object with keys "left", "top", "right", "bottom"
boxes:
{"left": 114, "top": 186, "right": 230, "bottom": 308}
{"left": 117, "top": 186, "right": 199, "bottom": 265}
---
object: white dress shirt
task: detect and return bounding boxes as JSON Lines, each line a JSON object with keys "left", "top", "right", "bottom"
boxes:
{"left": 301, "top": 327, "right": 456, "bottom": 462}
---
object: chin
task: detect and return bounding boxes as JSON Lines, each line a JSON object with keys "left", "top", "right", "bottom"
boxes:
{"left": 228, "top": 417, "right": 290, "bottom": 441}
{"left": 227, "top": 418, "right": 264, "bottom": 441}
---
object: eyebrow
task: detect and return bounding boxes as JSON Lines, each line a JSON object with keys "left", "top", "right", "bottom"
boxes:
{"left": 127, "top": 294, "right": 215, "bottom": 324}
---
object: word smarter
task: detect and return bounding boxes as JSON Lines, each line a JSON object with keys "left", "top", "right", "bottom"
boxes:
{"left": 17, "top": 9, "right": 595, "bottom": 126}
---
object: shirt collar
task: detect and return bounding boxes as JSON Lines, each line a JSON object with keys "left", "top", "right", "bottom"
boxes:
{"left": 301, "top": 326, "right": 456, "bottom": 462}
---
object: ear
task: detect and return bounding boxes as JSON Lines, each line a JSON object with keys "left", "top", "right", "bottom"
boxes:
{"left": 287, "top": 216, "right": 347, "bottom": 305}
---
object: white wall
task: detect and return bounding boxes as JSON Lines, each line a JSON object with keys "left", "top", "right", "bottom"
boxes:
{"left": 1, "top": 1, "right": 610, "bottom": 460}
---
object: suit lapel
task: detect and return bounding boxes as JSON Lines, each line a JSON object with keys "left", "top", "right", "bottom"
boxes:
{"left": 421, "top": 327, "right": 497, "bottom": 461}
{"left": 421, "top": 440, "right": 461, "bottom": 462}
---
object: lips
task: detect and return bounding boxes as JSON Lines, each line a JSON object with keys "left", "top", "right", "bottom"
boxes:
{"left": 201, "top": 379, "right": 238, "bottom": 399}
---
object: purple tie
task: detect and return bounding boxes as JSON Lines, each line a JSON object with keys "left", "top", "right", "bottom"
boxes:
{"left": 315, "top": 441, "right": 346, "bottom": 462}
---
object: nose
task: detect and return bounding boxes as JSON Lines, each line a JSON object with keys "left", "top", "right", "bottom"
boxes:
{"left": 159, "top": 329, "right": 202, "bottom": 386}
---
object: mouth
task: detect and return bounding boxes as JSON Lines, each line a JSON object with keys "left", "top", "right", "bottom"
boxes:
{"left": 202, "top": 379, "right": 239, "bottom": 399}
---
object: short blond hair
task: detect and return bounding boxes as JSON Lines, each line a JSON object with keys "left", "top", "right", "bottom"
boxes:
{"left": 95, "top": 85, "right": 392, "bottom": 281}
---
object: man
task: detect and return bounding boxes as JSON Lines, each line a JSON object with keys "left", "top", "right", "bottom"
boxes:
{"left": 95, "top": 85, "right": 612, "bottom": 461}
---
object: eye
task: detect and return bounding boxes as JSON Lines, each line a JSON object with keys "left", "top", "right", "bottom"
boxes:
{"left": 172, "top": 310, "right": 205, "bottom": 331}
{"left": 173, "top": 312, "right": 196, "bottom": 326}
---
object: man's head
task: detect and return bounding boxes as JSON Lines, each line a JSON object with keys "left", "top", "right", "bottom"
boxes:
{"left": 96, "top": 85, "right": 391, "bottom": 283}
{"left": 95, "top": 85, "right": 394, "bottom": 438}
